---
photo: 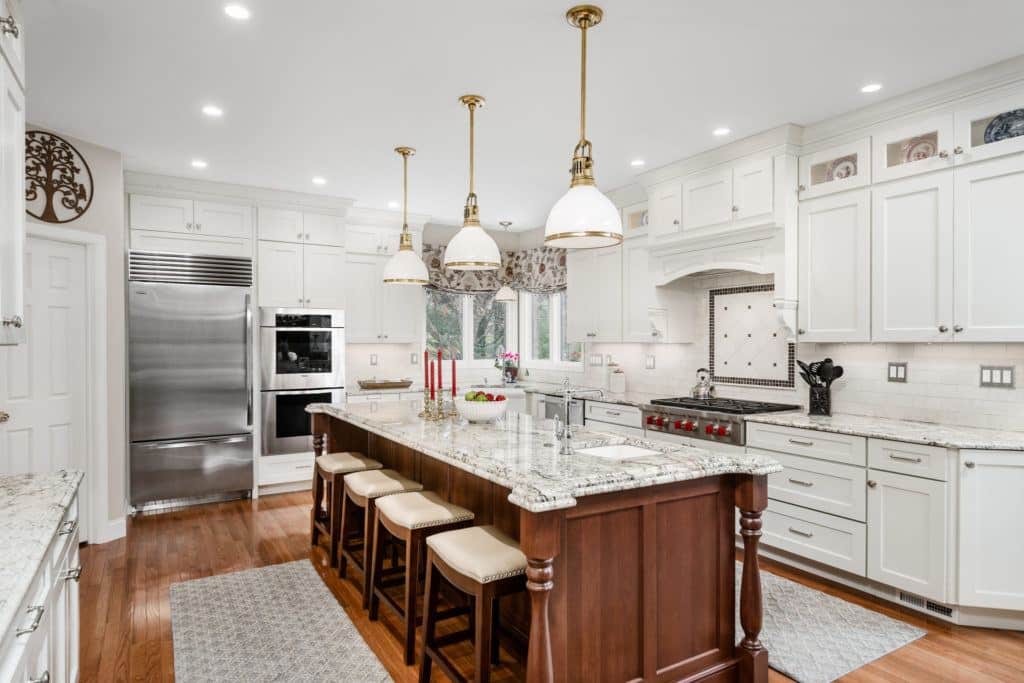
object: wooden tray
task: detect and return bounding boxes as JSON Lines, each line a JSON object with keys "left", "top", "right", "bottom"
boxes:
{"left": 357, "top": 379, "right": 414, "bottom": 390}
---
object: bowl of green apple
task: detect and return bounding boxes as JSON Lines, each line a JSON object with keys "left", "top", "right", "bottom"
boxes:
{"left": 455, "top": 390, "right": 508, "bottom": 423}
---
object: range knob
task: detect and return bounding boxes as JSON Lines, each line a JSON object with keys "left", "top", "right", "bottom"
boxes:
{"left": 646, "top": 415, "right": 656, "bottom": 425}
{"left": 705, "top": 424, "right": 715, "bottom": 435}
{"left": 716, "top": 425, "right": 731, "bottom": 437}
{"left": 673, "top": 420, "right": 683, "bottom": 430}
{"left": 656, "top": 416, "right": 666, "bottom": 427}
{"left": 684, "top": 421, "right": 696, "bottom": 432}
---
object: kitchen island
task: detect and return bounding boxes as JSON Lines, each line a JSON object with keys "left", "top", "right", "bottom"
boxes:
{"left": 308, "top": 401, "right": 781, "bottom": 683}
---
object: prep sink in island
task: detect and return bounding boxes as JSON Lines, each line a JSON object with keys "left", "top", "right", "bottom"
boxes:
{"left": 307, "top": 401, "right": 781, "bottom": 683}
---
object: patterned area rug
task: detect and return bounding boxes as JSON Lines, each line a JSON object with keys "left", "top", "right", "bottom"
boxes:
{"left": 170, "top": 560, "right": 391, "bottom": 683}
{"left": 737, "top": 563, "right": 925, "bottom": 683}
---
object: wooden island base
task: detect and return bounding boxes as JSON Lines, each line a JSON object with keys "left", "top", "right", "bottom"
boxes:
{"left": 315, "top": 413, "right": 768, "bottom": 683}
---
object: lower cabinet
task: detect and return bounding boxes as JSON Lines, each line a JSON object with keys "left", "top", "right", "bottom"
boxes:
{"left": 958, "top": 450, "right": 1024, "bottom": 610}
{"left": 761, "top": 499, "right": 867, "bottom": 576}
{"left": 866, "top": 469, "right": 948, "bottom": 602}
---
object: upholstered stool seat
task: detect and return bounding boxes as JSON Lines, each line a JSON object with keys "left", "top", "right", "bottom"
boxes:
{"left": 420, "top": 525, "right": 528, "bottom": 683}
{"left": 339, "top": 469, "right": 424, "bottom": 609}
{"left": 369, "top": 491, "right": 475, "bottom": 664}
{"left": 310, "top": 450, "right": 380, "bottom": 568}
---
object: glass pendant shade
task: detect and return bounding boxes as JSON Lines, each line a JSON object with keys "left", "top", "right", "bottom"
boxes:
{"left": 383, "top": 146, "right": 429, "bottom": 285}
{"left": 545, "top": 183, "right": 622, "bottom": 248}
{"left": 494, "top": 284, "right": 516, "bottom": 302}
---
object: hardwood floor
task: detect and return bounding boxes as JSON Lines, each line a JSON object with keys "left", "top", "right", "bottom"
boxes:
{"left": 79, "top": 491, "right": 1024, "bottom": 682}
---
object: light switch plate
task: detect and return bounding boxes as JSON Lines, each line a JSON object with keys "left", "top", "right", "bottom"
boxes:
{"left": 589, "top": 354, "right": 604, "bottom": 367}
{"left": 411, "top": 353, "right": 419, "bottom": 365}
{"left": 370, "top": 354, "right": 378, "bottom": 366}
{"left": 644, "top": 354, "right": 656, "bottom": 370}
{"left": 980, "top": 365, "right": 1014, "bottom": 388}
{"left": 887, "top": 362, "right": 908, "bottom": 382}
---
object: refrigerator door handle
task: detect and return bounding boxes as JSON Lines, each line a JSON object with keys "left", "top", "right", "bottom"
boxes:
{"left": 149, "top": 435, "right": 250, "bottom": 450}
{"left": 245, "top": 293, "right": 253, "bottom": 428}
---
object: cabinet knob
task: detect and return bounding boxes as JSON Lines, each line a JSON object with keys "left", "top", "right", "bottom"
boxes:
{"left": 195, "top": 223, "right": 202, "bottom": 231}
{"left": 731, "top": 205, "right": 739, "bottom": 213}
{"left": 797, "top": 328, "right": 805, "bottom": 335}
{"left": 0, "top": 15, "right": 19, "bottom": 38}
{"left": 939, "top": 150, "right": 950, "bottom": 159}
{"left": 298, "top": 298, "right": 304, "bottom": 304}
{"left": 186, "top": 222, "right": 193, "bottom": 231}
{"left": 305, "top": 233, "right": 310, "bottom": 240}
{"left": 297, "top": 232, "right": 303, "bottom": 240}
{"left": 938, "top": 325, "right": 949, "bottom": 333}
{"left": 28, "top": 672, "right": 49, "bottom": 683}
{"left": 672, "top": 219, "right": 680, "bottom": 225}
{"left": 964, "top": 461, "right": 976, "bottom": 469}
{"left": 867, "top": 480, "right": 877, "bottom": 488}
{"left": 953, "top": 325, "right": 964, "bottom": 333}
{"left": 954, "top": 146, "right": 964, "bottom": 155}
{"left": 0, "top": 411, "right": 9, "bottom": 423}
{"left": 797, "top": 184, "right": 807, "bottom": 192}
{"left": 2, "top": 315, "right": 23, "bottom": 328}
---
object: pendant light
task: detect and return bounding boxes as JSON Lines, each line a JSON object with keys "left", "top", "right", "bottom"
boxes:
{"left": 382, "top": 146, "right": 430, "bottom": 285}
{"left": 544, "top": 5, "right": 622, "bottom": 249}
{"left": 493, "top": 221, "right": 517, "bottom": 302}
{"left": 444, "top": 94, "right": 501, "bottom": 270}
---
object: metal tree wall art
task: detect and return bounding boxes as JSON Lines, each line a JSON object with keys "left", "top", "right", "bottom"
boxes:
{"left": 25, "top": 130, "right": 94, "bottom": 223}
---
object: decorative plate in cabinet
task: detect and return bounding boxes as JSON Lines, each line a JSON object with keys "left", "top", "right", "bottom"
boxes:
{"left": 956, "top": 93, "right": 1024, "bottom": 163}
{"left": 798, "top": 137, "right": 871, "bottom": 199}
{"left": 871, "top": 114, "right": 955, "bottom": 183}
{"left": 621, "top": 201, "right": 649, "bottom": 238}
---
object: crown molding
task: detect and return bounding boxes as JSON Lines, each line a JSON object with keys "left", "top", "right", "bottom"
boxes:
{"left": 347, "top": 205, "right": 430, "bottom": 231}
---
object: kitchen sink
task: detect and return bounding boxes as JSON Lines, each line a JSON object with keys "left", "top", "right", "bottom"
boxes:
{"left": 575, "top": 444, "right": 662, "bottom": 460}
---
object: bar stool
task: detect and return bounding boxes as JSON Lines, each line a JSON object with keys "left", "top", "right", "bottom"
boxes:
{"left": 369, "top": 491, "right": 475, "bottom": 664}
{"left": 419, "top": 525, "right": 528, "bottom": 683}
{"left": 310, "top": 451, "right": 382, "bottom": 568}
{"left": 339, "top": 468, "right": 424, "bottom": 608}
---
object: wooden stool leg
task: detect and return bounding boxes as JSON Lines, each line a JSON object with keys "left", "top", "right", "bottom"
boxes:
{"left": 474, "top": 586, "right": 494, "bottom": 683}
{"left": 419, "top": 551, "right": 440, "bottom": 683}
{"left": 368, "top": 511, "right": 387, "bottom": 621}
{"left": 490, "top": 596, "right": 500, "bottom": 666}
{"left": 337, "top": 488, "right": 350, "bottom": 579}
{"left": 403, "top": 529, "right": 422, "bottom": 665}
{"left": 310, "top": 468, "right": 324, "bottom": 546}
{"left": 328, "top": 473, "right": 344, "bottom": 567}
{"left": 362, "top": 498, "right": 376, "bottom": 609}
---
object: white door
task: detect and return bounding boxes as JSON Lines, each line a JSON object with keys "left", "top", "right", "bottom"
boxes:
{"left": 302, "top": 243, "right": 346, "bottom": 308}
{"left": 0, "top": 54, "right": 25, "bottom": 345}
{"left": 302, "top": 212, "right": 345, "bottom": 246}
{"left": 194, "top": 201, "right": 252, "bottom": 239}
{"left": 871, "top": 173, "right": 954, "bottom": 342}
{"left": 953, "top": 155, "right": 1024, "bottom": 341}
{"left": 257, "top": 207, "right": 303, "bottom": 243}
{"left": 647, "top": 180, "right": 682, "bottom": 238}
{"left": 345, "top": 225, "right": 385, "bottom": 254}
{"left": 622, "top": 239, "right": 653, "bottom": 342}
{"left": 866, "top": 469, "right": 947, "bottom": 602}
{"left": 565, "top": 249, "right": 595, "bottom": 342}
{"left": 682, "top": 167, "right": 733, "bottom": 233}
{"left": 342, "top": 254, "right": 382, "bottom": 343}
{"left": 129, "top": 195, "right": 194, "bottom": 234}
{"left": 380, "top": 268, "right": 424, "bottom": 344}
{"left": 257, "top": 240, "right": 304, "bottom": 308}
{"left": 733, "top": 157, "right": 774, "bottom": 223}
{"left": 592, "top": 246, "right": 622, "bottom": 341}
{"left": 0, "top": 238, "right": 88, "bottom": 532}
{"left": 798, "top": 190, "right": 871, "bottom": 342}
{"left": 958, "top": 450, "right": 1024, "bottom": 610}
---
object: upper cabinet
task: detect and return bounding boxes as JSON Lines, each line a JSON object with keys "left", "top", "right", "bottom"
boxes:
{"left": 620, "top": 201, "right": 649, "bottom": 240}
{"left": 257, "top": 207, "right": 345, "bottom": 247}
{"left": 871, "top": 114, "right": 955, "bottom": 183}
{"left": 342, "top": 252, "right": 422, "bottom": 344}
{"left": 798, "top": 137, "right": 871, "bottom": 200}
{"left": 682, "top": 167, "right": 733, "bottom": 231}
{"left": 1, "top": 0, "right": 25, "bottom": 88}
{"left": 258, "top": 241, "right": 346, "bottom": 309}
{"left": 566, "top": 246, "right": 622, "bottom": 343}
{"left": 647, "top": 180, "right": 682, "bottom": 238}
{"left": 954, "top": 92, "right": 1024, "bottom": 164}
{"left": 346, "top": 224, "right": 420, "bottom": 256}
{"left": 0, "top": 5, "right": 25, "bottom": 345}
{"left": 621, "top": 239, "right": 694, "bottom": 343}
{"left": 130, "top": 195, "right": 253, "bottom": 239}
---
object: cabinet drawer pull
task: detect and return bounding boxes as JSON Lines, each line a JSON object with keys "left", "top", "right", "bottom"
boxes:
{"left": 787, "top": 438, "right": 814, "bottom": 447}
{"left": 59, "top": 519, "right": 78, "bottom": 536}
{"left": 964, "top": 461, "right": 976, "bottom": 469}
{"left": 16, "top": 605, "right": 44, "bottom": 637}
{"left": 954, "top": 146, "right": 964, "bottom": 155}
{"left": 604, "top": 410, "right": 621, "bottom": 416}
{"left": 889, "top": 454, "right": 922, "bottom": 464}
{"left": 787, "top": 478, "right": 814, "bottom": 487}
{"left": 788, "top": 527, "right": 814, "bottom": 538}
{"left": 28, "top": 672, "right": 50, "bottom": 683}
{"left": 2, "top": 315, "right": 23, "bottom": 328}
{"left": 0, "top": 411, "right": 8, "bottom": 423}
{"left": 64, "top": 566, "right": 83, "bottom": 582}
{"left": 1, "top": 14, "right": 19, "bottom": 38}
{"left": 295, "top": 464, "right": 312, "bottom": 470}
{"left": 938, "top": 150, "right": 949, "bottom": 159}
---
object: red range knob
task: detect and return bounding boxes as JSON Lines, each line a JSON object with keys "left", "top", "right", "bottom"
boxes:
{"left": 684, "top": 421, "right": 696, "bottom": 432}
{"left": 705, "top": 424, "right": 715, "bottom": 435}
{"left": 673, "top": 420, "right": 683, "bottom": 430}
{"left": 716, "top": 425, "right": 730, "bottom": 437}
{"left": 646, "top": 415, "right": 655, "bottom": 425}
{"left": 656, "top": 416, "right": 666, "bottom": 427}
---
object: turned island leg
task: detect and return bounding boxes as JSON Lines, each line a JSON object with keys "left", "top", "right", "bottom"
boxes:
{"left": 520, "top": 510, "right": 561, "bottom": 683}
{"left": 736, "top": 475, "right": 769, "bottom": 683}
{"left": 310, "top": 415, "right": 328, "bottom": 546}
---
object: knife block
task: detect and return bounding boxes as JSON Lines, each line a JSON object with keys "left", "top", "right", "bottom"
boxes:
{"left": 808, "top": 385, "right": 832, "bottom": 416}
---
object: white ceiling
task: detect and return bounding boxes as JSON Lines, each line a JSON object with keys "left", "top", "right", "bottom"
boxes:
{"left": 23, "top": 1, "right": 1024, "bottom": 229}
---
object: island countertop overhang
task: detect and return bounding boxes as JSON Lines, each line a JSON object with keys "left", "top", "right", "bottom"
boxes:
{"left": 306, "top": 401, "right": 781, "bottom": 513}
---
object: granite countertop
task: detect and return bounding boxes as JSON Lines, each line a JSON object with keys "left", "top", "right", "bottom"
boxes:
{"left": 348, "top": 384, "right": 422, "bottom": 396}
{"left": 307, "top": 402, "right": 780, "bottom": 512}
{"left": 1, "top": 470, "right": 84, "bottom": 638}
{"left": 746, "top": 412, "right": 1024, "bottom": 451}
{"left": 515, "top": 381, "right": 659, "bottom": 408}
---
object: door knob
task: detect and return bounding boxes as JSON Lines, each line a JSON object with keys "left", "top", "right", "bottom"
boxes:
{"left": 867, "top": 480, "right": 877, "bottom": 488}
{"left": 0, "top": 411, "right": 9, "bottom": 423}
{"left": 1, "top": 315, "right": 20, "bottom": 328}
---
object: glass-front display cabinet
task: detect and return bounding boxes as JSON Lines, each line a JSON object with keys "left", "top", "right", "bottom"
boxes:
{"left": 872, "top": 114, "right": 955, "bottom": 183}
{"left": 955, "top": 92, "right": 1024, "bottom": 163}
{"left": 798, "top": 137, "right": 871, "bottom": 199}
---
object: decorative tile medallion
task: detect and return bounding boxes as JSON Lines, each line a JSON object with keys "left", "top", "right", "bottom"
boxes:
{"left": 709, "top": 284, "right": 795, "bottom": 388}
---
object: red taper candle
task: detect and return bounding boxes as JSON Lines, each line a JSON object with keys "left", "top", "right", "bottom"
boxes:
{"left": 451, "top": 356, "right": 457, "bottom": 398}
{"left": 423, "top": 349, "right": 428, "bottom": 389}
{"left": 437, "top": 349, "right": 443, "bottom": 392}
{"left": 429, "top": 360, "right": 435, "bottom": 401}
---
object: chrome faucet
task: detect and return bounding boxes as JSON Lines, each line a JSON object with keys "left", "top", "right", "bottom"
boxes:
{"left": 555, "top": 378, "right": 604, "bottom": 455}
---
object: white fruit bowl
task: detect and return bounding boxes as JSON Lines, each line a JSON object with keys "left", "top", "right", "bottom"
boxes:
{"left": 455, "top": 397, "right": 509, "bottom": 423}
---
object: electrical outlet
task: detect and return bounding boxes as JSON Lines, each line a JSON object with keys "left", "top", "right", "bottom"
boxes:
{"left": 980, "top": 365, "right": 1015, "bottom": 388}
{"left": 887, "top": 362, "right": 908, "bottom": 382}
{"left": 411, "top": 352, "right": 419, "bottom": 365}
{"left": 370, "top": 354, "right": 378, "bottom": 366}
{"left": 644, "top": 354, "right": 656, "bottom": 370}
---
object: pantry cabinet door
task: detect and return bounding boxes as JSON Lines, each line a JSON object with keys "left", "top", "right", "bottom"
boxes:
{"left": 953, "top": 155, "right": 1024, "bottom": 341}
{"left": 302, "top": 244, "right": 346, "bottom": 309}
{"left": 622, "top": 239, "right": 655, "bottom": 342}
{"left": 797, "top": 190, "right": 871, "bottom": 342}
{"left": 872, "top": 114, "right": 955, "bottom": 183}
{"left": 342, "top": 254, "right": 382, "bottom": 343}
{"left": 257, "top": 207, "right": 304, "bottom": 243}
{"left": 380, "top": 265, "right": 423, "bottom": 344}
{"left": 565, "top": 249, "right": 596, "bottom": 342}
{"left": 871, "top": 173, "right": 954, "bottom": 342}
{"left": 592, "top": 245, "right": 623, "bottom": 341}
{"left": 682, "top": 166, "right": 733, "bottom": 233}
{"left": 194, "top": 201, "right": 253, "bottom": 239}
{"left": 129, "top": 194, "right": 195, "bottom": 234}
{"left": 733, "top": 157, "right": 774, "bottom": 222}
{"left": 954, "top": 93, "right": 1024, "bottom": 164}
{"left": 647, "top": 180, "right": 682, "bottom": 238}
{"left": 302, "top": 212, "right": 346, "bottom": 246}
{"left": 257, "top": 240, "right": 304, "bottom": 308}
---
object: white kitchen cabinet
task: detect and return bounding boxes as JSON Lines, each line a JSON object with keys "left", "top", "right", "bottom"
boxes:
{"left": 194, "top": 201, "right": 253, "bottom": 239}
{"left": 346, "top": 224, "right": 418, "bottom": 255}
{"left": 342, "top": 253, "right": 422, "bottom": 343}
{"left": 379, "top": 267, "right": 422, "bottom": 343}
{"left": 303, "top": 213, "right": 346, "bottom": 247}
{"left": 797, "top": 189, "right": 871, "bottom": 342}
{"left": 958, "top": 450, "right": 1024, "bottom": 611}
{"left": 647, "top": 180, "right": 682, "bottom": 238}
{"left": 130, "top": 229, "right": 252, "bottom": 257}
{"left": 761, "top": 498, "right": 867, "bottom": 576}
{"left": 952, "top": 155, "right": 1024, "bottom": 341}
{"left": 1, "top": 0, "right": 25, "bottom": 88}
{"left": 258, "top": 207, "right": 304, "bottom": 242}
{"left": 0, "top": 48, "right": 25, "bottom": 345}
{"left": 682, "top": 167, "right": 733, "bottom": 232}
{"left": 620, "top": 201, "right": 649, "bottom": 239}
{"left": 131, "top": 195, "right": 253, "bottom": 241}
{"left": 733, "top": 157, "right": 774, "bottom": 222}
{"left": 566, "top": 245, "right": 621, "bottom": 342}
{"left": 954, "top": 92, "right": 1024, "bottom": 164}
{"left": 871, "top": 173, "right": 954, "bottom": 342}
{"left": 866, "top": 469, "right": 948, "bottom": 602}
{"left": 798, "top": 137, "right": 871, "bottom": 200}
{"left": 302, "top": 244, "right": 346, "bottom": 309}
{"left": 258, "top": 241, "right": 304, "bottom": 307}
{"left": 621, "top": 239, "right": 693, "bottom": 343}
{"left": 872, "top": 113, "right": 955, "bottom": 183}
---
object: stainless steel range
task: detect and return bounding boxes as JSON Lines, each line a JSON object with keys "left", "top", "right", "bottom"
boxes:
{"left": 641, "top": 397, "right": 800, "bottom": 448}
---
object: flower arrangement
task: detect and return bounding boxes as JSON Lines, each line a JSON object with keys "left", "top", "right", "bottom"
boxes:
{"left": 495, "top": 351, "right": 520, "bottom": 382}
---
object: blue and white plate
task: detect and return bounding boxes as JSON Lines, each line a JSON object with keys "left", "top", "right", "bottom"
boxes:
{"left": 984, "top": 109, "right": 1024, "bottom": 143}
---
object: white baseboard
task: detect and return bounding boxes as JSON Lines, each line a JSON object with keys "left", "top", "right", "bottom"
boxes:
{"left": 259, "top": 480, "right": 312, "bottom": 496}
{"left": 90, "top": 516, "right": 127, "bottom": 545}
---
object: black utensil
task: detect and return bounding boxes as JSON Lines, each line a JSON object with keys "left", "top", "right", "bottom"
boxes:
{"left": 799, "top": 370, "right": 815, "bottom": 387}
{"left": 829, "top": 366, "right": 844, "bottom": 385}
{"left": 797, "top": 360, "right": 821, "bottom": 385}
{"left": 819, "top": 359, "right": 835, "bottom": 386}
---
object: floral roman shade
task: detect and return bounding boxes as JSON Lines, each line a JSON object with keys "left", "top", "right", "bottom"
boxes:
{"left": 422, "top": 244, "right": 567, "bottom": 294}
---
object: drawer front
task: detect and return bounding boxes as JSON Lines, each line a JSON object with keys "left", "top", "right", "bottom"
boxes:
{"left": 746, "top": 422, "right": 866, "bottom": 466}
{"left": 868, "top": 438, "right": 948, "bottom": 481}
{"left": 49, "top": 494, "right": 80, "bottom": 570}
{"left": 585, "top": 401, "right": 641, "bottom": 428}
{"left": 760, "top": 499, "right": 867, "bottom": 576}
{"left": 259, "top": 452, "right": 315, "bottom": 486}
{"left": 761, "top": 450, "right": 867, "bottom": 521}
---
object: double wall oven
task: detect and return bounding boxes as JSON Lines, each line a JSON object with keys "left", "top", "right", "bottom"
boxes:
{"left": 260, "top": 308, "right": 345, "bottom": 456}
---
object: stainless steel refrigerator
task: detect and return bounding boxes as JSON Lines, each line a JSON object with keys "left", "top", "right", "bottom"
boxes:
{"left": 128, "top": 251, "right": 253, "bottom": 509}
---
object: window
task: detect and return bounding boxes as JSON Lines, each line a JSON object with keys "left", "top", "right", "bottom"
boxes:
{"left": 521, "top": 290, "right": 582, "bottom": 367}
{"left": 530, "top": 293, "right": 551, "bottom": 360}
{"left": 425, "top": 289, "right": 515, "bottom": 365}
{"left": 559, "top": 290, "right": 583, "bottom": 362}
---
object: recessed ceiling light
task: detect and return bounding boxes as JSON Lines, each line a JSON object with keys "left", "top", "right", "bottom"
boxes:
{"left": 224, "top": 4, "right": 251, "bottom": 20}
{"left": 311, "top": 176, "right": 327, "bottom": 186}
{"left": 387, "top": 200, "right": 400, "bottom": 209}
{"left": 861, "top": 83, "right": 883, "bottom": 93}
{"left": 201, "top": 104, "right": 223, "bottom": 118}
{"left": 191, "top": 159, "right": 208, "bottom": 169}
{"left": 630, "top": 159, "right": 645, "bottom": 168}
{"left": 712, "top": 127, "right": 731, "bottom": 137}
